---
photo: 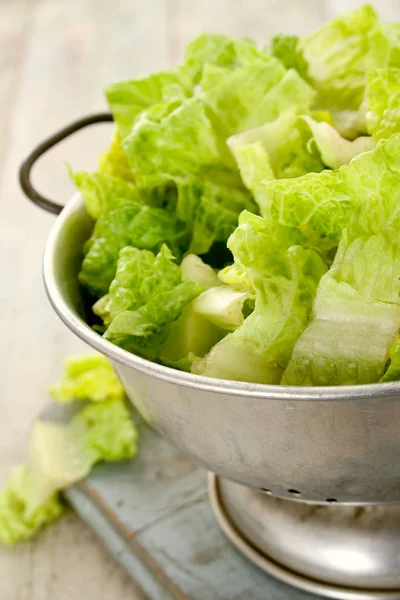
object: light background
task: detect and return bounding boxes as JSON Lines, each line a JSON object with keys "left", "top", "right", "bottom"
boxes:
{"left": 0, "top": 1, "right": 398, "bottom": 598}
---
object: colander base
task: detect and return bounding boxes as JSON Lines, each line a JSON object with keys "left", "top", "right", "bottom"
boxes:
{"left": 209, "top": 474, "right": 400, "bottom": 600}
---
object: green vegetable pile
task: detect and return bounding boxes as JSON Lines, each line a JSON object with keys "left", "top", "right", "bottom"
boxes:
{"left": 0, "top": 354, "right": 138, "bottom": 545}
{"left": 73, "top": 4, "right": 400, "bottom": 386}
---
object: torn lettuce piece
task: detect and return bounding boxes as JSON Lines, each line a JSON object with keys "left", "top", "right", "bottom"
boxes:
{"left": 218, "top": 263, "right": 254, "bottom": 296}
{"left": 184, "top": 33, "right": 257, "bottom": 82}
{"left": 26, "top": 398, "right": 138, "bottom": 516}
{"left": 104, "top": 281, "right": 202, "bottom": 356}
{"left": 98, "top": 129, "right": 135, "bottom": 182}
{"left": 0, "top": 466, "right": 64, "bottom": 546}
{"left": 192, "top": 285, "right": 249, "bottom": 331}
{"left": 302, "top": 116, "right": 375, "bottom": 169}
{"left": 259, "top": 133, "right": 400, "bottom": 250}
{"left": 79, "top": 202, "right": 186, "bottom": 297}
{"left": 49, "top": 354, "right": 125, "bottom": 403}
{"left": 176, "top": 174, "right": 256, "bottom": 257}
{"left": 366, "top": 68, "right": 400, "bottom": 140}
{"left": 123, "top": 97, "right": 223, "bottom": 188}
{"left": 71, "top": 170, "right": 142, "bottom": 220}
{"left": 93, "top": 245, "right": 181, "bottom": 326}
{"left": 368, "top": 23, "right": 400, "bottom": 69}
{"left": 269, "top": 34, "right": 309, "bottom": 80}
{"left": 283, "top": 135, "right": 400, "bottom": 386}
{"left": 299, "top": 5, "right": 378, "bottom": 125}
{"left": 282, "top": 277, "right": 400, "bottom": 386}
{"left": 203, "top": 62, "right": 316, "bottom": 140}
{"left": 193, "top": 212, "right": 326, "bottom": 383}
{"left": 228, "top": 109, "right": 325, "bottom": 190}
{"left": 380, "top": 337, "right": 400, "bottom": 382}
{"left": 180, "top": 254, "right": 220, "bottom": 289}
{"left": 105, "top": 67, "right": 193, "bottom": 139}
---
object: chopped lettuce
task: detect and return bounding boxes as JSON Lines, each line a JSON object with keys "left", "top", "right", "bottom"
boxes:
{"left": 192, "top": 285, "right": 249, "bottom": 331}
{"left": 180, "top": 254, "right": 220, "bottom": 289}
{"left": 283, "top": 134, "right": 400, "bottom": 385}
{"left": 0, "top": 466, "right": 64, "bottom": 546}
{"left": 368, "top": 23, "right": 400, "bottom": 69}
{"left": 104, "top": 281, "right": 202, "bottom": 356}
{"left": 380, "top": 337, "right": 400, "bottom": 382}
{"left": 93, "top": 245, "right": 181, "bottom": 326}
{"left": 366, "top": 68, "right": 400, "bottom": 140}
{"left": 49, "top": 354, "right": 124, "bottom": 403}
{"left": 302, "top": 116, "right": 375, "bottom": 169}
{"left": 98, "top": 129, "right": 135, "bottom": 182}
{"left": 106, "top": 68, "right": 193, "bottom": 139}
{"left": 79, "top": 201, "right": 186, "bottom": 297}
{"left": 0, "top": 355, "right": 138, "bottom": 545}
{"left": 193, "top": 212, "right": 327, "bottom": 383}
{"left": 269, "top": 34, "right": 309, "bottom": 80}
{"left": 299, "top": 4, "right": 378, "bottom": 132}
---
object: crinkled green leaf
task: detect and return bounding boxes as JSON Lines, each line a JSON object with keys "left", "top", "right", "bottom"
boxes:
{"left": 98, "top": 129, "right": 135, "bottom": 182}
{"left": 380, "top": 337, "right": 400, "bottom": 382}
{"left": 368, "top": 23, "right": 400, "bottom": 69}
{"left": 203, "top": 61, "right": 315, "bottom": 139}
{"left": 228, "top": 109, "right": 325, "bottom": 196}
{"left": 302, "top": 116, "right": 375, "bottom": 169}
{"left": 93, "top": 245, "right": 181, "bottom": 326}
{"left": 104, "top": 281, "right": 203, "bottom": 354}
{"left": 180, "top": 254, "right": 220, "bottom": 289}
{"left": 259, "top": 134, "right": 400, "bottom": 250}
{"left": 283, "top": 135, "right": 400, "bottom": 386}
{"left": 269, "top": 34, "right": 309, "bottom": 80}
{"left": 49, "top": 354, "right": 124, "bottom": 403}
{"left": 106, "top": 67, "right": 193, "bottom": 139}
{"left": 71, "top": 170, "right": 142, "bottom": 220}
{"left": 176, "top": 174, "right": 256, "bottom": 256}
{"left": 184, "top": 33, "right": 257, "bottom": 82}
{"left": 193, "top": 212, "right": 326, "bottom": 383}
{"left": 123, "top": 98, "right": 223, "bottom": 188}
{"left": 0, "top": 466, "right": 63, "bottom": 546}
{"left": 192, "top": 285, "right": 249, "bottom": 330}
{"left": 299, "top": 5, "right": 378, "bottom": 123}
{"left": 366, "top": 68, "right": 400, "bottom": 140}
{"left": 79, "top": 202, "right": 186, "bottom": 297}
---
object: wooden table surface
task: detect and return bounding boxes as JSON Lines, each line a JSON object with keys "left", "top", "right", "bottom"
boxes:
{"left": 0, "top": 0, "right": 398, "bottom": 598}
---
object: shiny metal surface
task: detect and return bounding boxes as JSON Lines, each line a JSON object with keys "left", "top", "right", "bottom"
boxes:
{"left": 211, "top": 474, "right": 400, "bottom": 596}
{"left": 43, "top": 195, "right": 400, "bottom": 504}
{"left": 209, "top": 475, "right": 400, "bottom": 600}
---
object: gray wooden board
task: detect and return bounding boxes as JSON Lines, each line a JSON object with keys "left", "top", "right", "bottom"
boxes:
{"left": 66, "top": 424, "right": 328, "bottom": 600}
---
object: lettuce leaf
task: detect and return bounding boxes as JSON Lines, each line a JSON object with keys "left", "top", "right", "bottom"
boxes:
{"left": 98, "top": 129, "right": 135, "bottom": 182}
{"left": 93, "top": 245, "right": 181, "bottom": 326}
{"left": 302, "top": 116, "right": 375, "bottom": 169}
{"left": 299, "top": 5, "right": 378, "bottom": 128}
{"left": 193, "top": 212, "right": 327, "bottom": 383}
{"left": 283, "top": 135, "right": 400, "bottom": 385}
{"left": 180, "top": 254, "right": 220, "bottom": 289}
{"left": 366, "top": 68, "right": 400, "bottom": 140}
{"left": 368, "top": 23, "right": 400, "bottom": 69}
{"left": 0, "top": 466, "right": 64, "bottom": 546}
{"left": 380, "top": 337, "right": 400, "bottom": 382}
{"left": 0, "top": 354, "right": 138, "bottom": 545}
{"left": 79, "top": 201, "right": 186, "bottom": 297}
{"left": 269, "top": 34, "right": 309, "bottom": 80}
{"left": 192, "top": 285, "right": 249, "bottom": 331}
{"left": 105, "top": 68, "right": 193, "bottom": 139}
{"left": 48, "top": 354, "right": 124, "bottom": 403}
{"left": 104, "top": 281, "right": 202, "bottom": 356}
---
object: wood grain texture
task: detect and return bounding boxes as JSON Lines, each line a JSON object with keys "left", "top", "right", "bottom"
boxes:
{"left": 0, "top": 0, "right": 397, "bottom": 598}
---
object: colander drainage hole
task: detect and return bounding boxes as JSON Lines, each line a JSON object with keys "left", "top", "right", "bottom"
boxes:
{"left": 260, "top": 488, "right": 271, "bottom": 494}
{"left": 326, "top": 498, "right": 337, "bottom": 503}
{"left": 288, "top": 489, "right": 301, "bottom": 496}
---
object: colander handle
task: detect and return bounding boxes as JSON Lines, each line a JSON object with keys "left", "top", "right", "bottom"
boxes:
{"left": 19, "top": 112, "right": 113, "bottom": 215}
